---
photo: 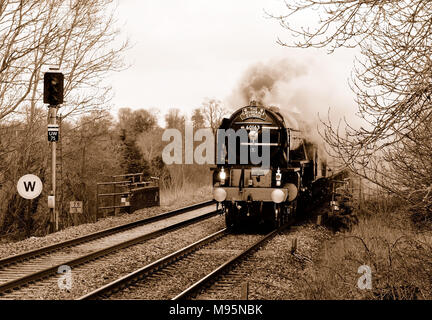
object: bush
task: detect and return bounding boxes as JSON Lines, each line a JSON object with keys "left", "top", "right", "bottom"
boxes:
{"left": 301, "top": 199, "right": 432, "bottom": 300}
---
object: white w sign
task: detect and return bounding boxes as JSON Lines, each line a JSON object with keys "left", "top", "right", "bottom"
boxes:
{"left": 17, "top": 174, "right": 43, "bottom": 199}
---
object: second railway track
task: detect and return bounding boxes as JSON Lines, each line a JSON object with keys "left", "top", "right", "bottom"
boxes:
{"left": 0, "top": 201, "right": 219, "bottom": 298}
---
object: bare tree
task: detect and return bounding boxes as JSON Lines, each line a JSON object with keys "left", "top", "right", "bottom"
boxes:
{"left": 200, "top": 98, "right": 227, "bottom": 133}
{"left": 191, "top": 107, "right": 205, "bottom": 130}
{"left": 0, "top": 0, "right": 128, "bottom": 236}
{"left": 118, "top": 107, "right": 157, "bottom": 140}
{"left": 0, "top": 0, "right": 127, "bottom": 177}
{"left": 165, "top": 108, "right": 185, "bottom": 130}
{"left": 270, "top": 1, "right": 432, "bottom": 212}
{"left": 0, "top": 0, "right": 127, "bottom": 123}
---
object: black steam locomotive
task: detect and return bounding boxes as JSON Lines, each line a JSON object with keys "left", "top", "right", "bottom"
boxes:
{"left": 212, "top": 101, "right": 327, "bottom": 229}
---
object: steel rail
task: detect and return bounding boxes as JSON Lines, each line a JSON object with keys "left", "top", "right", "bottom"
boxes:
{"left": 172, "top": 223, "right": 290, "bottom": 300}
{"left": 0, "top": 208, "right": 219, "bottom": 295}
{"left": 78, "top": 228, "right": 228, "bottom": 300}
{"left": 0, "top": 200, "right": 215, "bottom": 269}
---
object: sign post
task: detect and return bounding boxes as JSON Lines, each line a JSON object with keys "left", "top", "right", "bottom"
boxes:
{"left": 70, "top": 201, "right": 83, "bottom": 226}
{"left": 44, "top": 67, "right": 64, "bottom": 232}
{"left": 50, "top": 107, "right": 58, "bottom": 231}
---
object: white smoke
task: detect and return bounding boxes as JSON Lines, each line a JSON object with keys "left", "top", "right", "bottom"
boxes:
{"left": 226, "top": 56, "right": 359, "bottom": 160}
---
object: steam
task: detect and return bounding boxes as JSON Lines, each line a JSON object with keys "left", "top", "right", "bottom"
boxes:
{"left": 227, "top": 56, "right": 358, "bottom": 164}
{"left": 227, "top": 57, "right": 321, "bottom": 142}
{"left": 235, "top": 59, "right": 307, "bottom": 106}
{"left": 224, "top": 51, "right": 362, "bottom": 170}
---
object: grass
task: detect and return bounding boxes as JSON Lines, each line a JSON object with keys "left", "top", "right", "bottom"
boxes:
{"left": 160, "top": 183, "right": 213, "bottom": 208}
{"left": 302, "top": 198, "right": 432, "bottom": 300}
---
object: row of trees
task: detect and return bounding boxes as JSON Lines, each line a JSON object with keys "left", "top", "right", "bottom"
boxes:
{"left": 65, "top": 100, "right": 226, "bottom": 228}
{"left": 0, "top": 99, "right": 227, "bottom": 238}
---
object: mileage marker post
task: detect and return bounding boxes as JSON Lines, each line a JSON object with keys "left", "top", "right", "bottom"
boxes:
{"left": 48, "top": 124, "right": 59, "bottom": 142}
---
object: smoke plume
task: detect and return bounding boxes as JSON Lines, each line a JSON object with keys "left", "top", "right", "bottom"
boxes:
{"left": 235, "top": 59, "right": 307, "bottom": 106}
{"left": 226, "top": 56, "right": 358, "bottom": 162}
{"left": 227, "top": 58, "right": 317, "bottom": 140}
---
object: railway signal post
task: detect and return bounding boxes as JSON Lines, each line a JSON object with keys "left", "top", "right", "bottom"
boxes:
{"left": 44, "top": 68, "right": 64, "bottom": 232}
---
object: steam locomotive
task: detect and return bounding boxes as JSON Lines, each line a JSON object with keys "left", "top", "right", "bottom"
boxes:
{"left": 212, "top": 101, "right": 327, "bottom": 229}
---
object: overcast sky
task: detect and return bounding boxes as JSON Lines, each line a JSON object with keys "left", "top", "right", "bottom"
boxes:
{"left": 108, "top": 0, "right": 358, "bottom": 126}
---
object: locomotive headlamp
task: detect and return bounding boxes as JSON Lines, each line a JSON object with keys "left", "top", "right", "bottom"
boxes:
{"left": 219, "top": 167, "right": 226, "bottom": 180}
{"left": 275, "top": 168, "right": 282, "bottom": 187}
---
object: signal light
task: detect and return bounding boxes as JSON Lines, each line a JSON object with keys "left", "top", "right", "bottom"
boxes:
{"left": 44, "top": 72, "right": 64, "bottom": 105}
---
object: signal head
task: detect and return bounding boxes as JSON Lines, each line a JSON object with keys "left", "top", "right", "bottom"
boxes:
{"left": 44, "top": 72, "right": 64, "bottom": 105}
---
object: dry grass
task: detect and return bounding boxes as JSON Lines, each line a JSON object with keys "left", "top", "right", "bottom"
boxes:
{"left": 302, "top": 200, "right": 432, "bottom": 300}
{"left": 160, "top": 183, "right": 212, "bottom": 207}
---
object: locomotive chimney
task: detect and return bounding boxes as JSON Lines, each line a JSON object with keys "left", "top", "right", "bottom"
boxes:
{"left": 250, "top": 100, "right": 263, "bottom": 107}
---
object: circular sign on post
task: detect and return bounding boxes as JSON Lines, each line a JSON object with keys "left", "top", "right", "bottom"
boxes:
{"left": 17, "top": 174, "right": 43, "bottom": 199}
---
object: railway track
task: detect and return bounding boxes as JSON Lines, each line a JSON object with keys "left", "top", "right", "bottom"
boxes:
{"left": 0, "top": 201, "right": 219, "bottom": 298}
{"left": 79, "top": 222, "right": 290, "bottom": 300}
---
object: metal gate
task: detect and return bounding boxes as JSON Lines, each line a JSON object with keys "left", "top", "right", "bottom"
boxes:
{"left": 96, "top": 173, "right": 159, "bottom": 219}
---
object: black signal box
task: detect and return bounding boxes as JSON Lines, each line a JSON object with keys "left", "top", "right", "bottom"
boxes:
{"left": 44, "top": 72, "right": 64, "bottom": 105}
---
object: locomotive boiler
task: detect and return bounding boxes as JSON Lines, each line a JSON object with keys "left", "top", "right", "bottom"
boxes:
{"left": 212, "top": 101, "right": 326, "bottom": 229}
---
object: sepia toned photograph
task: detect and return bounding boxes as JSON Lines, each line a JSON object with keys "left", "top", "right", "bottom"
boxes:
{"left": 0, "top": 0, "right": 430, "bottom": 314}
